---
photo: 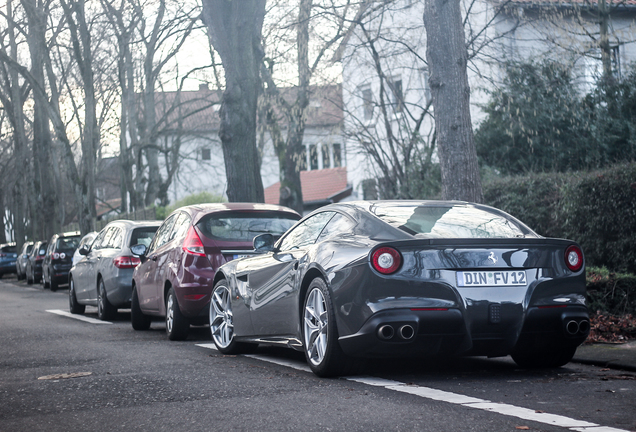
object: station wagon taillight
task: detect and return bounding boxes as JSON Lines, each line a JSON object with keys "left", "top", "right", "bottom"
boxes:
{"left": 113, "top": 256, "right": 141, "bottom": 269}
{"left": 371, "top": 247, "right": 402, "bottom": 275}
{"left": 565, "top": 245, "right": 583, "bottom": 272}
{"left": 182, "top": 227, "right": 206, "bottom": 257}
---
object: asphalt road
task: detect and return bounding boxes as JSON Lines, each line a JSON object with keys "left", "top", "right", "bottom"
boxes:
{"left": 1, "top": 276, "right": 634, "bottom": 432}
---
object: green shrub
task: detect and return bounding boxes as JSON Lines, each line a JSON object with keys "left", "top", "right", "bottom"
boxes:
{"left": 561, "top": 164, "right": 636, "bottom": 273}
{"left": 482, "top": 163, "right": 636, "bottom": 273}
{"left": 155, "top": 192, "right": 225, "bottom": 220}
{"left": 586, "top": 266, "right": 636, "bottom": 315}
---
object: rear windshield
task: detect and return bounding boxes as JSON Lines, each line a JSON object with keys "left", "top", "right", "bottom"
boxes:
{"left": 371, "top": 204, "right": 535, "bottom": 239}
{"left": 130, "top": 227, "right": 159, "bottom": 248}
{"left": 1, "top": 245, "right": 16, "bottom": 253}
{"left": 56, "top": 236, "right": 80, "bottom": 251}
{"left": 197, "top": 211, "right": 299, "bottom": 242}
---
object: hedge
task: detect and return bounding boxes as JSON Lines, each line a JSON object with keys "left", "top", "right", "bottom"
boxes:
{"left": 483, "top": 162, "right": 636, "bottom": 273}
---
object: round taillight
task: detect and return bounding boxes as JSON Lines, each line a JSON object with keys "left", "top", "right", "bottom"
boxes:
{"left": 565, "top": 245, "right": 583, "bottom": 272}
{"left": 371, "top": 247, "right": 402, "bottom": 275}
{"left": 60, "top": 252, "right": 66, "bottom": 259}
{"left": 53, "top": 252, "right": 60, "bottom": 260}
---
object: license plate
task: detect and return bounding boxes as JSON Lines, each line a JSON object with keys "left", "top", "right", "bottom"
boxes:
{"left": 457, "top": 270, "right": 527, "bottom": 287}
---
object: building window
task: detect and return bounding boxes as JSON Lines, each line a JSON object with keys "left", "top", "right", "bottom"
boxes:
{"left": 388, "top": 78, "right": 404, "bottom": 113}
{"left": 322, "top": 144, "right": 330, "bottom": 169}
{"left": 362, "top": 179, "right": 378, "bottom": 200}
{"left": 333, "top": 144, "right": 342, "bottom": 168}
{"left": 360, "top": 86, "right": 373, "bottom": 120}
{"left": 309, "top": 144, "right": 319, "bottom": 170}
{"left": 201, "top": 148, "right": 211, "bottom": 161}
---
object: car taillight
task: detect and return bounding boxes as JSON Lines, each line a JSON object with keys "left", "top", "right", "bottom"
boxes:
{"left": 182, "top": 227, "right": 206, "bottom": 257}
{"left": 565, "top": 245, "right": 583, "bottom": 272}
{"left": 371, "top": 247, "right": 402, "bottom": 275}
{"left": 52, "top": 252, "right": 66, "bottom": 260}
{"left": 0, "top": 253, "right": 5, "bottom": 258}
{"left": 113, "top": 256, "right": 141, "bottom": 269}
{"left": 35, "top": 255, "right": 44, "bottom": 261}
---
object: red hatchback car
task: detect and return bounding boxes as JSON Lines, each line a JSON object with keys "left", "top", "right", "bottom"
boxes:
{"left": 130, "top": 203, "right": 300, "bottom": 340}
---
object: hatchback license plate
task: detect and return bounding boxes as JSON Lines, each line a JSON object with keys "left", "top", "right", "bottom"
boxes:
{"left": 457, "top": 270, "right": 527, "bottom": 287}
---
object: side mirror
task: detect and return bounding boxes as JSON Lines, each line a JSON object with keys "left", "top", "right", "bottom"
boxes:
{"left": 79, "top": 244, "right": 90, "bottom": 256}
{"left": 130, "top": 244, "right": 148, "bottom": 263}
{"left": 253, "top": 233, "right": 275, "bottom": 253}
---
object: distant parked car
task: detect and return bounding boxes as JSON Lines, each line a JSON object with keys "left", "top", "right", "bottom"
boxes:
{"left": 26, "top": 241, "right": 47, "bottom": 285}
{"left": 72, "top": 231, "right": 98, "bottom": 265}
{"left": 130, "top": 203, "right": 300, "bottom": 340}
{"left": 0, "top": 243, "right": 18, "bottom": 278}
{"left": 42, "top": 231, "right": 81, "bottom": 291}
{"left": 69, "top": 221, "right": 161, "bottom": 320}
{"left": 15, "top": 242, "right": 34, "bottom": 281}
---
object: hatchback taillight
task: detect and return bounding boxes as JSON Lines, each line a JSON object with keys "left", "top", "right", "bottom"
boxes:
{"left": 52, "top": 252, "right": 66, "bottom": 260}
{"left": 565, "top": 245, "right": 583, "bottom": 272}
{"left": 371, "top": 246, "right": 402, "bottom": 275}
{"left": 113, "top": 256, "right": 141, "bottom": 269}
{"left": 182, "top": 227, "right": 206, "bottom": 257}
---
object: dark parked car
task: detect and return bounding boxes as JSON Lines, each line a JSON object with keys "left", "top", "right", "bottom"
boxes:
{"left": 0, "top": 243, "right": 18, "bottom": 278}
{"left": 68, "top": 221, "right": 161, "bottom": 320}
{"left": 210, "top": 200, "right": 590, "bottom": 377}
{"left": 42, "top": 231, "right": 81, "bottom": 291}
{"left": 16, "top": 242, "right": 34, "bottom": 281}
{"left": 131, "top": 203, "right": 300, "bottom": 340}
{"left": 26, "top": 241, "right": 48, "bottom": 285}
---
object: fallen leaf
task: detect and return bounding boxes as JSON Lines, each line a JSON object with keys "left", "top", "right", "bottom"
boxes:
{"left": 38, "top": 372, "right": 92, "bottom": 380}
{"left": 515, "top": 427, "right": 530, "bottom": 430}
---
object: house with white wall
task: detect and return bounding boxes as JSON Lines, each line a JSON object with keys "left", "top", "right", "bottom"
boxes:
{"left": 339, "top": 0, "right": 636, "bottom": 200}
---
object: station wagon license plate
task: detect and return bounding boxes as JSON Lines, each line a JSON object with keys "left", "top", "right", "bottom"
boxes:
{"left": 457, "top": 270, "right": 527, "bottom": 287}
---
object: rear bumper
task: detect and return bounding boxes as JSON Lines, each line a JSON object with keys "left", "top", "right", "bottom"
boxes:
{"left": 337, "top": 305, "right": 589, "bottom": 358}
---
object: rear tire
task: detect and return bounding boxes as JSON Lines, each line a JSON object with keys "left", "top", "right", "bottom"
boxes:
{"left": 50, "top": 278, "right": 58, "bottom": 292}
{"left": 131, "top": 286, "right": 151, "bottom": 330}
{"left": 166, "top": 288, "right": 189, "bottom": 341}
{"left": 69, "top": 277, "right": 85, "bottom": 315}
{"left": 97, "top": 279, "right": 116, "bottom": 321}
{"left": 302, "top": 278, "right": 356, "bottom": 377}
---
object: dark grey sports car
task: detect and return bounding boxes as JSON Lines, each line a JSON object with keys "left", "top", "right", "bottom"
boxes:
{"left": 210, "top": 201, "right": 589, "bottom": 377}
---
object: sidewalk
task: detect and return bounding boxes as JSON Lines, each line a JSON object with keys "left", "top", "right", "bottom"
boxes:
{"left": 573, "top": 340, "right": 636, "bottom": 372}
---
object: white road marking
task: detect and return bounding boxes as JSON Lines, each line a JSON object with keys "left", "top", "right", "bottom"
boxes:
{"left": 199, "top": 348, "right": 630, "bottom": 432}
{"left": 46, "top": 309, "right": 112, "bottom": 325}
{"left": 195, "top": 343, "right": 218, "bottom": 350}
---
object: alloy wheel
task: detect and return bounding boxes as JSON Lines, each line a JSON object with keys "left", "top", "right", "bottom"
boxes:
{"left": 210, "top": 284, "right": 233, "bottom": 348}
{"left": 303, "top": 287, "right": 328, "bottom": 366}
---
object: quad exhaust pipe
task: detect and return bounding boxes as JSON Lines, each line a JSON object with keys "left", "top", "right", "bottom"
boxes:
{"left": 377, "top": 324, "right": 415, "bottom": 341}
{"left": 565, "top": 319, "right": 590, "bottom": 336}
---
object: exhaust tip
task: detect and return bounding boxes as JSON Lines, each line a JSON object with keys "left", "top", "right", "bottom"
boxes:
{"left": 377, "top": 325, "right": 395, "bottom": 340}
{"left": 578, "top": 320, "right": 590, "bottom": 334}
{"left": 566, "top": 320, "right": 580, "bottom": 335}
{"left": 398, "top": 325, "right": 415, "bottom": 340}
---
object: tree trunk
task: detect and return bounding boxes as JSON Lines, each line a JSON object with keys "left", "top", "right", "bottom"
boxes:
{"left": 201, "top": 0, "right": 265, "bottom": 203}
{"left": 424, "top": 0, "right": 483, "bottom": 203}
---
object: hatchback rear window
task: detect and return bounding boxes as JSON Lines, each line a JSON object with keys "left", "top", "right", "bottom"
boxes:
{"left": 371, "top": 204, "right": 535, "bottom": 239}
{"left": 56, "top": 236, "right": 80, "bottom": 251}
{"left": 1, "top": 245, "right": 16, "bottom": 253}
{"left": 130, "top": 227, "right": 159, "bottom": 248}
{"left": 197, "top": 211, "right": 299, "bottom": 242}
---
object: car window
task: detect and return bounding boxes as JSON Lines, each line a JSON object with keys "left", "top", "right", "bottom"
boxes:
{"left": 371, "top": 203, "right": 535, "bottom": 239}
{"left": 95, "top": 228, "right": 115, "bottom": 250}
{"left": 169, "top": 212, "right": 191, "bottom": 242}
{"left": 316, "top": 213, "right": 356, "bottom": 242}
{"left": 198, "top": 211, "right": 299, "bottom": 242}
{"left": 57, "top": 236, "right": 80, "bottom": 251}
{"left": 149, "top": 214, "right": 177, "bottom": 253}
{"left": 91, "top": 229, "right": 109, "bottom": 251}
{"left": 1, "top": 245, "right": 16, "bottom": 253}
{"left": 278, "top": 212, "right": 335, "bottom": 251}
{"left": 104, "top": 228, "right": 123, "bottom": 249}
{"left": 46, "top": 240, "right": 56, "bottom": 254}
{"left": 130, "top": 226, "right": 160, "bottom": 248}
